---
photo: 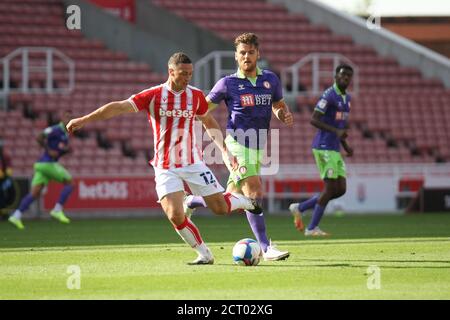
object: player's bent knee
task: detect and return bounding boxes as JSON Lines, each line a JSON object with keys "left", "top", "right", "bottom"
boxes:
{"left": 203, "top": 193, "right": 229, "bottom": 215}
{"left": 31, "top": 185, "right": 44, "bottom": 198}
{"left": 167, "top": 211, "right": 185, "bottom": 226}
{"left": 334, "top": 188, "right": 346, "bottom": 199}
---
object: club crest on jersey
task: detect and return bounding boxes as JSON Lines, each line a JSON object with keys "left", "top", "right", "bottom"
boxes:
{"left": 240, "top": 94, "right": 255, "bottom": 107}
{"left": 327, "top": 168, "right": 334, "bottom": 178}
{"left": 239, "top": 166, "right": 248, "bottom": 175}
{"left": 263, "top": 81, "right": 271, "bottom": 89}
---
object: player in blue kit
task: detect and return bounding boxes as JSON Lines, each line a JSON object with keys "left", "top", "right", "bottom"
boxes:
{"left": 8, "top": 111, "right": 74, "bottom": 230}
{"left": 184, "top": 33, "right": 293, "bottom": 261}
{"left": 289, "top": 64, "right": 354, "bottom": 236}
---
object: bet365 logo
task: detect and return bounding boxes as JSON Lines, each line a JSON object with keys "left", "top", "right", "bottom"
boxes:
{"left": 159, "top": 109, "right": 194, "bottom": 118}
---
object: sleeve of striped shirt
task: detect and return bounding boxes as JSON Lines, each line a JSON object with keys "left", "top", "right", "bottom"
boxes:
{"left": 196, "top": 91, "right": 209, "bottom": 116}
{"left": 128, "top": 89, "right": 155, "bottom": 112}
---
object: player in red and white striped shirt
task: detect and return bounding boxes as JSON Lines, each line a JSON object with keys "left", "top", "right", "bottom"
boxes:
{"left": 66, "top": 52, "right": 260, "bottom": 265}
{"left": 127, "top": 79, "right": 204, "bottom": 169}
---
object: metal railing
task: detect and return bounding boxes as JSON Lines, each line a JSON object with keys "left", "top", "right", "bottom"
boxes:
{"left": 1, "top": 47, "right": 75, "bottom": 109}
{"left": 193, "top": 51, "right": 236, "bottom": 92}
{"left": 281, "top": 53, "right": 359, "bottom": 98}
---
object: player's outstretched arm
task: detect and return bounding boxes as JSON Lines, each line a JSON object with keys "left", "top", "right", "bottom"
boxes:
{"left": 66, "top": 100, "right": 135, "bottom": 133}
{"left": 272, "top": 100, "right": 293, "bottom": 126}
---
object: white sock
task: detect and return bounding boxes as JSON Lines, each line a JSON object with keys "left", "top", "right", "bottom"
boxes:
{"left": 53, "top": 203, "right": 63, "bottom": 212}
{"left": 175, "top": 217, "right": 209, "bottom": 257}
{"left": 12, "top": 210, "right": 22, "bottom": 220}
{"left": 224, "top": 192, "right": 253, "bottom": 212}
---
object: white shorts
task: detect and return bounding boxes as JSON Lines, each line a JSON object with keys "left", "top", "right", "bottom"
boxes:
{"left": 154, "top": 162, "right": 225, "bottom": 200}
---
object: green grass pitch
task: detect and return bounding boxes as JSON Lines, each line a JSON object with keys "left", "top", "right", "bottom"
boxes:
{"left": 0, "top": 213, "right": 449, "bottom": 299}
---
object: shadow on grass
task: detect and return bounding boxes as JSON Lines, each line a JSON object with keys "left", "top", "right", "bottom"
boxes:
{"left": 1, "top": 215, "right": 450, "bottom": 249}
{"left": 216, "top": 260, "right": 450, "bottom": 269}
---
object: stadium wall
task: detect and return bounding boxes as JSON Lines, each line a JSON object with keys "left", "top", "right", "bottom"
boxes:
{"left": 136, "top": 0, "right": 231, "bottom": 62}
{"left": 35, "top": 164, "right": 450, "bottom": 216}
{"left": 268, "top": 0, "right": 450, "bottom": 88}
{"left": 266, "top": 163, "right": 450, "bottom": 214}
{"left": 61, "top": 0, "right": 230, "bottom": 72}
{"left": 61, "top": 0, "right": 178, "bottom": 73}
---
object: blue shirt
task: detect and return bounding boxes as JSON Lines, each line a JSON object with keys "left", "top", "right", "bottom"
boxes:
{"left": 207, "top": 68, "right": 283, "bottom": 149}
{"left": 311, "top": 83, "right": 351, "bottom": 152}
{"left": 38, "top": 123, "right": 69, "bottom": 162}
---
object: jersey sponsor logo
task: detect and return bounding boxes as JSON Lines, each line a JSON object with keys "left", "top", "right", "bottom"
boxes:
{"left": 317, "top": 99, "right": 327, "bottom": 111}
{"left": 263, "top": 81, "right": 271, "bottom": 89}
{"left": 255, "top": 94, "right": 272, "bottom": 105}
{"left": 335, "top": 111, "right": 349, "bottom": 121}
{"left": 240, "top": 94, "right": 255, "bottom": 107}
{"left": 159, "top": 108, "right": 194, "bottom": 118}
{"left": 240, "top": 94, "right": 273, "bottom": 107}
{"left": 79, "top": 181, "right": 128, "bottom": 199}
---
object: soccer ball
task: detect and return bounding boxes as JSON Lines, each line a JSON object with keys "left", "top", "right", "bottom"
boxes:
{"left": 232, "top": 238, "right": 261, "bottom": 266}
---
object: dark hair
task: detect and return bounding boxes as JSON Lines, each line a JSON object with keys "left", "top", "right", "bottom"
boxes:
{"left": 168, "top": 52, "right": 192, "bottom": 67}
{"left": 234, "top": 33, "right": 259, "bottom": 49}
{"left": 335, "top": 64, "right": 353, "bottom": 75}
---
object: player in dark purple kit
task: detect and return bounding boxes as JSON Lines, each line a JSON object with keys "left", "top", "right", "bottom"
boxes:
{"left": 8, "top": 111, "right": 74, "bottom": 230}
{"left": 183, "top": 33, "right": 293, "bottom": 260}
{"left": 289, "top": 64, "right": 354, "bottom": 236}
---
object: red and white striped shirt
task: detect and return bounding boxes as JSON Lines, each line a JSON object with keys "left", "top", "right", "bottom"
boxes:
{"left": 128, "top": 83, "right": 208, "bottom": 169}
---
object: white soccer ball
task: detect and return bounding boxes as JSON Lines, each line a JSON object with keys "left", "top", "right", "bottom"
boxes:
{"left": 232, "top": 238, "right": 261, "bottom": 266}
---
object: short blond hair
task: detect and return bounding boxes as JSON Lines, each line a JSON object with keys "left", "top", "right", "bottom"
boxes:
{"left": 234, "top": 33, "right": 259, "bottom": 49}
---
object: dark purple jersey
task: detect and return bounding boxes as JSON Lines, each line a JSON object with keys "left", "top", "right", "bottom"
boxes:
{"left": 207, "top": 68, "right": 283, "bottom": 149}
{"left": 312, "top": 84, "right": 351, "bottom": 151}
{"left": 39, "top": 123, "right": 69, "bottom": 162}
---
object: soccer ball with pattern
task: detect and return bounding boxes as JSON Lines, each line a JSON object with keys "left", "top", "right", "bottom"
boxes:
{"left": 232, "top": 238, "right": 261, "bottom": 266}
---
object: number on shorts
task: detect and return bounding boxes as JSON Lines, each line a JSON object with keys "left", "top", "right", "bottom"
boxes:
{"left": 200, "top": 171, "right": 216, "bottom": 185}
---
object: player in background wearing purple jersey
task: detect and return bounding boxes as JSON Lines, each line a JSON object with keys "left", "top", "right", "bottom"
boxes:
{"left": 289, "top": 64, "right": 354, "bottom": 236}
{"left": 184, "top": 33, "right": 293, "bottom": 261}
{"left": 8, "top": 111, "right": 74, "bottom": 230}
